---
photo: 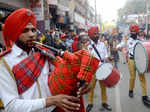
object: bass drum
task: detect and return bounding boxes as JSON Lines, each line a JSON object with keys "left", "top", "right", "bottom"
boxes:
{"left": 134, "top": 42, "right": 150, "bottom": 74}
{"left": 96, "top": 63, "right": 120, "bottom": 88}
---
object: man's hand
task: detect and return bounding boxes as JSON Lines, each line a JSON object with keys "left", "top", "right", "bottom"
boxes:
{"left": 108, "top": 56, "right": 114, "bottom": 61}
{"left": 77, "top": 81, "right": 91, "bottom": 97}
{"left": 46, "top": 95, "right": 80, "bottom": 112}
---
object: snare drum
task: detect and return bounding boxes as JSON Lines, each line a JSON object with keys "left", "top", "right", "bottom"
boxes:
{"left": 134, "top": 42, "right": 150, "bottom": 74}
{"left": 96, "top": 63, "right": 120, "bottom": 88}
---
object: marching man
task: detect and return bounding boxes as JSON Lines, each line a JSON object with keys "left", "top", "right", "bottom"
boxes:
{"left": 117, "top": 24, "right": 150, "bottom": 106}
{"left": 86, "top": 26, "right": 113, "bottom": 112}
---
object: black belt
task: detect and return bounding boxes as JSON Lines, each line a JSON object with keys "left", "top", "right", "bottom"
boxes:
{"left": 129, "top": 57, "right": 134, "bottom": 60}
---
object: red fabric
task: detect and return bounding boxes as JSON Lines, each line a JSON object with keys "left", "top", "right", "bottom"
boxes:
{"left": 129, "top": 24, "right": 139, "bottom": 33}
{"left": 12, "top": 46, "right": 53, "bottom": 95}
{"left": 48, "top": 50, "right": 99, "bottom": 112}
{"left": 0, "top": 48, "right": 11, "bottom": 57}
{"left": 88, "top": 26, "right": 99, "bottom": 38}
{"left": 72, "top": 41, "right": 78, "bottom": 52}
{"left": 72, "top": 42, "right": 78, "bottom": 52}
{"left": 50, "top": 29, "right": 54, "bottom": 33}
{"left": 73, "top": 35, "right": 79, "bottom": 41}
{"left": 4, "top": 39, "right": 13, "bottom": 49}
{"left": 3, "top": 8, "right": 36, "bottom": 48}
{"left": 12, "top": 52, "right": 45, "bottom": 95}
{"left": 60, "top": 33, "right": 67, "bottom": 39}
{"left": 72, "top": 35, "right": 79, "bottom": 52}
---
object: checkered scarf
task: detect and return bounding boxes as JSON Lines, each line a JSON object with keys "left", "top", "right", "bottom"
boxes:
{"left": 12, "top": 46, "right": 53, "bottom": 95}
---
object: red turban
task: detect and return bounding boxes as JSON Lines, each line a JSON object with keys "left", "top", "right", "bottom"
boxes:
{"left": 60, "top": 33, "right": 67, "bottom": 39}
{"left": 3, "top": 8, "right": 37, "bottom": 48}
{"left": 72, "top": 35, "right": 79, "bottom": 52}
{"left": 129, "top": 24, "right": 139, "bottom": 33}
{"left": 50, "top": 29, "right": 54, "bottom": 33}
{"left": 88, "top": 26, "right": 99, "bottom": 38}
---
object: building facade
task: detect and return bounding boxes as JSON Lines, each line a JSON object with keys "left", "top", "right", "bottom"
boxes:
{"left": 0, "top": 0, "right": 96, "bottom": 43}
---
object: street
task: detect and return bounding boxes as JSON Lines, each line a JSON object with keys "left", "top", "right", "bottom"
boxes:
{"left": 84, "top": 52, "right": 150, "bottom": 112}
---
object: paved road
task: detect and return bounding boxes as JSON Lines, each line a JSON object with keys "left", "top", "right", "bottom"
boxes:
{"left": 84, "top": 52, "right": 150, "bottom": 112}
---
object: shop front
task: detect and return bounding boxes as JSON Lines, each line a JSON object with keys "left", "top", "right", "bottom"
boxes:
{"left": 56, "top": 4, "right": 69, "bottom": 31}
{"left": 0, "top": 0, "right": 29, "bottom": 43}
{"left": 74, "top": 12, "right": 86, "bottom": 33}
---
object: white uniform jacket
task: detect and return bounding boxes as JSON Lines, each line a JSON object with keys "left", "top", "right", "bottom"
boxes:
{"left": 0, "top": 44, "right": 55, "bottom": 112}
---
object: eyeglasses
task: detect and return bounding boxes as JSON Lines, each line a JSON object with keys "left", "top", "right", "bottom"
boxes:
{"left": 23, "top": 28, "right": 36, "bottom": 33}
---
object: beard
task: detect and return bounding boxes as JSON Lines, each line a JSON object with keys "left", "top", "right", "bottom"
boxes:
{"left": 131, "top": 34, "right": 137, "bottom": 40}
{"left": 92, "top": 36, "right": 99, "bottom": 42}
{"left": 15, "top": 40, "right": 32, "bottom": 53}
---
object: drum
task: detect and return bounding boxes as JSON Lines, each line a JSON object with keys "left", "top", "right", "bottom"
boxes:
{"left": 96, "top": 63, "right": 120, "bottom": 88}
{"left": 134, "top": 42, "right": 150, "bottom": 74}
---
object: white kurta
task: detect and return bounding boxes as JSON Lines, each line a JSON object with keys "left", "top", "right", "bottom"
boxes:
{"left": 0, "top": 44, "right": 55, "bottom": 112}
{"left": 88, "top": 40, "right": 108, "bottom": 63}
{"left": 87, "top": 40, "right": 108, "bottom": 79}
{"left": 117, "top": 38, "right": 140, "bottom": 57}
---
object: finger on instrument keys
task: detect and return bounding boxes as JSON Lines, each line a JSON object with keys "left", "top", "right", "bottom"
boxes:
{"left": 77, "top": 82, "right": 91, "bottom": 96}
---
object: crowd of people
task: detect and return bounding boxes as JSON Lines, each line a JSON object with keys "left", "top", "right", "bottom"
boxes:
{"left": 0, "top": 8, "right": 150, "bottom": 112}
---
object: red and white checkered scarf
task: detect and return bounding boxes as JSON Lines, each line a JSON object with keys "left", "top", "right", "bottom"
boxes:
{"left": 12, "top": 46, "right": 53, "bottom": 95}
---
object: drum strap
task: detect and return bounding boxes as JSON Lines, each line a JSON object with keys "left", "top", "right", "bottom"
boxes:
{"left": 91, "top": 44, "right": 104, "bottom": 62}
{"left": 129, "top": 53, "right": 134, "bottom": 58}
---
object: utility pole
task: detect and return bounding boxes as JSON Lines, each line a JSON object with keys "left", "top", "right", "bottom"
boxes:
{"left": 95, "top": 0, "right": 97, "bottom": 24}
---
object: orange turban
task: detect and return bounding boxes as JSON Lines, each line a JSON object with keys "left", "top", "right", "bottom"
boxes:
{"left": 129, "top": 24, "right": 139, "bottom": 33}
{"left": 88, "top": 26, "right": 99, "bottom": 38}
{"left": 3, "top": 8, "right": 37, "bottom": 48}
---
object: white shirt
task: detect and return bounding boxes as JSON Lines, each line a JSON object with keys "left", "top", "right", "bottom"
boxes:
{"left": 88, "top": 40, "right": 108, "bottom": 65}
{"left": 0, "top": 44, "right": 55, "bottom": 112}
{"left": 117, "top": 38, "right": 140, "bottom": 57}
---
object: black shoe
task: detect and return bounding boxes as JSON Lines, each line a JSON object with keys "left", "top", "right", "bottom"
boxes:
{"left": 102, "top": 103, "right": 112, "bottom": 111}
{"left": 129, "top": 90, "right": 134, "bottom": 98}
{"left": 86, "top": 104, "right": 93, "bottom": 112}
{"left": 142, "top": 96, "right": 150, "bottom": 107}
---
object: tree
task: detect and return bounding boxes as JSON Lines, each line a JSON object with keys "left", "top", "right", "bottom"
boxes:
{"left": 118, "top": 0, "right": 146, "bottom": 15}
{"left": 117, "top": 0, "right": 146, "bottom": 23}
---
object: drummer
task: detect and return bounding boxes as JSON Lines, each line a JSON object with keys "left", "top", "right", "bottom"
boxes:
{"left": 117, "top": 24, "right": 150, "bottom": 106}
{"left": 86, "top": 26, "right": 113, "bottom": 112}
